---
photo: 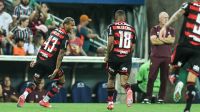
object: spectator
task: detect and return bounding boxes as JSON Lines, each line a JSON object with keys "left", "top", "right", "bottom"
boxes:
{"left": 12, "top": 0, "right": 33, "bottom": 26}
{"left": 131, "top": 60, "right": 160, "bottom": 103}
{"left": 6, "top": 37, "right": 26, "bottom": 56}
{"left": 41, "top": 3, "right": 57, "bottom": 33}
{"left": 76, "top": 14, "right": 99, "bottom": 54}
{"left": 35, "top": 24, "right": 48, "bottom": 40}
{"left": 29, "top": 0, "right": 37, "bottom": 9}
{"left": 0, "top": 0, "right": 13, "bottom": 36}
{"left": 143, "top": 12, "right": 175, "bottom": 104}
{"left": 29, "top": 4, "right": 47, "bottom": 36}
{"left": 8, "top": 17, "right": 34, "bottom": 55}
{"left": 26, "top": 79, "right": 47, "bottom": 103}
{"left": 0, "top": 0, "right": 13, "bottom": 55}
{"left": 66, "top": 29, "right": 87, "bottom": 56}
{"left": 0, "top": 28, "right": 6, "bottom": 55}
{"left": 2, "top": 76, "right": 18, "bottom": 102}
{"left": 32, "top": 33, "right": 44, "bottom": 55}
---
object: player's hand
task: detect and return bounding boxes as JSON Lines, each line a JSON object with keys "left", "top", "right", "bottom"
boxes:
{"left": 30, "top": 61, "right": 36, "bottom": 68}
{"left": 48, "top": 68, "right": 59, "bottom": 79}
{"left": 159, "top": 26, "right": 167, "bottom": 39}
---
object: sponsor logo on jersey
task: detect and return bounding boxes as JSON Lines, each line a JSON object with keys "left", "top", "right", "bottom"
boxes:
{"left": 121, "top": 67, "right": 128, "bottom": 72}
{"left": 193, "top": 65, "right": 200, "bottom": 72}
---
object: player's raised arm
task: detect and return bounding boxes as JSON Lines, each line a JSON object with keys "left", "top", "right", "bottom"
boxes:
{"left": 160, "top": 5, "right": 186, "bottom": 38}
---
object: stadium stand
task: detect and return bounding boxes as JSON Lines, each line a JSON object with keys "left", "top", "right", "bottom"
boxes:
{"left": 72, "top": 82, "right": 92, "bottom": 103}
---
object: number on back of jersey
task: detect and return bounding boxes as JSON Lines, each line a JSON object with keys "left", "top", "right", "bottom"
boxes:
{"left": 43, "top": 35, "right": 58, "bottom": 53}
{"left": 119, "top": 30, "right": 132, "bottom": 48}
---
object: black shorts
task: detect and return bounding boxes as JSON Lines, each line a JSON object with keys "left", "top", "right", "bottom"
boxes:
{"left": 171, "top": 45, "right": 200, "bottom": 76}
{"left": 31, "top": 62, "right": 64, "bottom": 80}
{"left": 106, "top": 61, "right": 132, "bottom": 75}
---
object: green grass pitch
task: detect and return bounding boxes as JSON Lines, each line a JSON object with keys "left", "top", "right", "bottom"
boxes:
{"left": 0, "top": 103, "right": 199, "bottom": 112}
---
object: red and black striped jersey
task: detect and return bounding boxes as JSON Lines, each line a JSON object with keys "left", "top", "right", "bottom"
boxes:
{"left": 36, "top": 28, "right": 69, "bottom": 66}
{"left": 180, "top": 2, "right": 200, "bottom": 47}
{"left": 107, "top": 22, "right": 136, "bottom": 62}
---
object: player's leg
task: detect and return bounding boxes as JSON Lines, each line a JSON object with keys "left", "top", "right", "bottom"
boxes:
{"left": 39, "top": 68, "right": 65, "bottom": 108}
{"left": 169, "top": 45, "right": 189, "bottom": 84}
{"left": 106, "top": 62, "right": 116, "bottom": 110}
{"left": 173, "top": 65, "right": 188, "bottom": 102}
{"left": 144, "top": 57, "right": 160, "bottom": 103}
{"left": 107, "top": 73, "right": 116, "bottom": 110}
{"left": 184, "top": 71, "right": 197, "bottom": 112}
{"left": 17, "top": 63, "right": 43, "bottom": 107}
{"left": 183, "top": 54, "right": 200, "bottom": 112}
{"left": 157, "top": 57, "right": 170, "bottom": 103}
{"left": 119, "top": 62, "right": 133, "bottom": 107}
{"left": 17, "top": 74, "right": 42, "bottom": 107}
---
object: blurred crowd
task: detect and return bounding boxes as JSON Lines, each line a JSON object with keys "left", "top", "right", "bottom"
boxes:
{"left": 0, "top": 0, "right": 105, "bottom": 56}
{"left": 0, "top": 75, "right": 66, "bottom": 103}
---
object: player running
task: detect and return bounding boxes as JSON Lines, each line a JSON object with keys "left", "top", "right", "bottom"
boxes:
{"left": 104, "top": 10, "right": 136, "bottom": 110}
{"left": 17, "top": 17, "right": 75, "bottom": 108}
{"left": 160, "top": 1, "right": 200, "bottom": 112}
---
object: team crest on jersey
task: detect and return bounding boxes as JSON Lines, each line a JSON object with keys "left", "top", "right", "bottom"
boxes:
{"left": 193, "top": 65, "right": 200, "bottom": 72}
{"left": 122, "top": 67, "right": 128, "bottom": 72}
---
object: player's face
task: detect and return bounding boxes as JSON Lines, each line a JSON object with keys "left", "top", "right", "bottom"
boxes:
{"left": 65, "top": 21, "right": 75, "bottom": 33}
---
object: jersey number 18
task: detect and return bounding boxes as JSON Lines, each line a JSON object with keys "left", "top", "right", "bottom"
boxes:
{"left": 118, "top": 30, "right": 132, "bottom": 48}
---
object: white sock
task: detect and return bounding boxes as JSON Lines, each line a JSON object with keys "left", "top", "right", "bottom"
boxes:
{"left": 22, "top": 91, "right": 29, "bottom": 99}
{"left": 43, "top": 95, "right": 50, "bottom": 102}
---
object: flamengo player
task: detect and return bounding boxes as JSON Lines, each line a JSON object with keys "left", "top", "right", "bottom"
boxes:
{"left": 104, "top": 10, "right": 136, "bottom": 110}
{"left": 160, "top": 1, "right": 200, "bottom": 112}
{"left": 17, "top": 17, "right": 75, "bottom": 108}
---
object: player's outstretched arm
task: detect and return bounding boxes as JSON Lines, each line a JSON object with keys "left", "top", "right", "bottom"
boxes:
{"left": 160, "top": 8, "right": 185, "bottom": 38}
{"left": 49, "top": 49, "right": 65, "bottom": 79}
{"left": 165, "top": 8, "right": 185, "bottom": 28}
{"left": 56, "top": 49, "right": 66, "bottom": 69}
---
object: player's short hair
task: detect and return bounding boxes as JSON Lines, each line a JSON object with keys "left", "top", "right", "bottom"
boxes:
{"left": 115, "top": 10, "right": 126, "bottom": 18}
{"left": 63, "top": 17, "right": 75, "bottom": 25}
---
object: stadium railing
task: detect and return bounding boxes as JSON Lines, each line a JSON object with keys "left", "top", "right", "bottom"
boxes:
{"left": 0, "top": 55, "right": 145, "bottom": 63}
